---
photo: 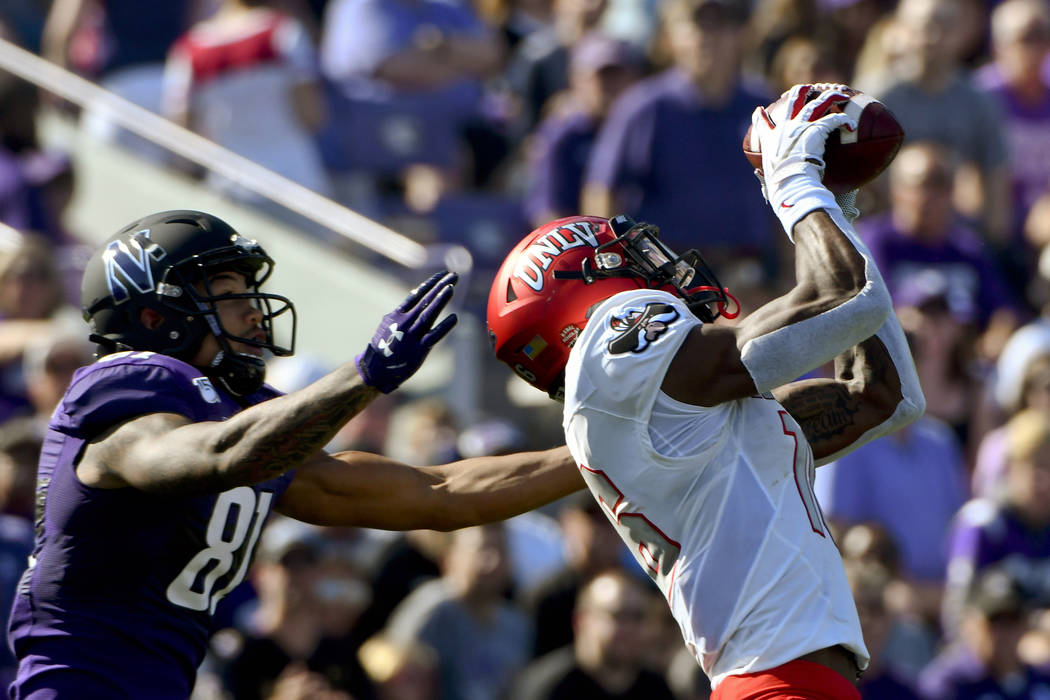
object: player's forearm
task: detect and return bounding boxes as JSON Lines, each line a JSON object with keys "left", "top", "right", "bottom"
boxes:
{"left": 207, "top": 363, "right": 379, "bottom": 487}
{"left": 421, "top": 446, "right": 583, "bottom": 531}
{"left": 738, "top": 209, "right": 892, "bottom": 392}
{"left": 813, "top": 312, "right": 925, "bottom": 465}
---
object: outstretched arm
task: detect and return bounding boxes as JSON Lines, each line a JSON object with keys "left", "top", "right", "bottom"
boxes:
{"left": 77, "top": 273, "right": 458, "bottom": 493}
{"left": 275, "top": 446, "right": 583, "bottom": 530}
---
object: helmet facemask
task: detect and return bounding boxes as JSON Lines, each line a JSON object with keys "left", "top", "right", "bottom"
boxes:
{"left": 161, "top": 246, "right": 297, "bottom": 397}
{"left": 554, "top": 214, "right": 738, "bottom": 323}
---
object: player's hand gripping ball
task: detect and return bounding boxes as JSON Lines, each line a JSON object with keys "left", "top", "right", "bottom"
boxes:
{"left": 743, "top": 84, "right": 904, "bottom": 193}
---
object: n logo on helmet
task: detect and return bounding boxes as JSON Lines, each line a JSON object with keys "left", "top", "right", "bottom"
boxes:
{"left": 103, "top": 229, "right": 167, "bottom": 304}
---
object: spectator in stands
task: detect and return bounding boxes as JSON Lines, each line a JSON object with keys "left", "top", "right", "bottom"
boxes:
{"left": 42, "top": 0, "right": 195, "bottom": 80}
{"left": 581, "top": 0, "right": 775, "bottom": 273}
{"left": 744, "top": 0, "right": 821, "bottom": 78}
{"left": 0, "top": 419, "right": 43, "bottom": 689}
{"left": 919, "top": 567, "right": 1050, "bottom": 699}
{"left": 358, "top": 636, "right": 439, "bottom": 700}
{"left": 523, "top": 32, "right": 645, "bottom": 227}
{"left": 0, "top": 75, "right": 73, "bottom": 244}
{"left": 456, "top": 419, "right": 566, "bottom": 593}
{"left": 819, "top": 0, "right": 890, "bottom": 83}
{"left": 858, "top": 142, "right": 1019, "bottom": 443}
{"left": 818, "top": 405, "right": 965, "bottom": 680}
{"left": 861, "top": 142, "right": 1018, "bottom": 327}
{"left": 506, "top": 0, "right": 610, "bottom": 133}
{"left": 162, "top": 0, "right": 332, "bottom": 202}
{"left": 976, "top": 0, "right": 1050, "bottom": 253}
{"left": 844, "top": 560, "right": 921, "bottom": 700}
{"left": 384, "top": 397, "right": 460, "bottom": 467}
{"left": 319, "top": 0, "right": 505, "bottom": 187}
{"left": 993, "top": 239, "right": 1050, "bottom": 432}
{"left": 765, "top": 35, "right": 846, "bottom": 96}
{"left": 22, "top": 330, "right": 91, "bottom": 420}
{"left": 509, "top": 569, "right": 676, "bottom": 700}
{"left": 871, "top": 0, "right": 1012, "bottom": 244}
{"left": 217, "top": 517, "right": 366, "bottom": 700}
{"left": 895, "top": 271, "right": 992, "bottom": 450}
{"left": 836, "top": 523, "right": 941, "bottom": 683}
{"left": 816, "top": 408, "right": 967, "bottom": 585}
{"left": 943, "top": 409, "right": 1050, "bottom": 638}
{"left": 42, "top": 0, "right": 198, "bottom": 160}
{"left": 0, "top": 235, "right": 80, "bottom": 424}
{"left": 384, "top": 523, "right": 532, "bottom": 700}
{"left": 0, "top": 415, "right": 40, "bottom": 522}
{"left": 520, "top": 491, "right": 627, "bottom": 658}
{"left": 974, "top": 352, "right": 1050, "bottom": 500}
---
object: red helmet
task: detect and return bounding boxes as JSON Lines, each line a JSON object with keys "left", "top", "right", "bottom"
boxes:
{"left": 487, "top": 214, "right": 736, "bottom": 399}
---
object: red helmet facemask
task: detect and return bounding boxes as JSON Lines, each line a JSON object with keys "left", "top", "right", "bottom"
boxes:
{"left": 487, "top": 214, "right": 737, "bottom": 400}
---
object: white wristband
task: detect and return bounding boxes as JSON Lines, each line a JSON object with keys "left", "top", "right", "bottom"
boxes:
{"left": 769, "top": 174, "right": 839, "bottom": 242}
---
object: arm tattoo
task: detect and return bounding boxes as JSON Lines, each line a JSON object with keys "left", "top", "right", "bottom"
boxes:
{"left": 242, "top": 383, "right": 377, "bottom": 479}
{"left": 217, "top": 366, "right": 380, "bottom": 484}
{"left": 784, "top": 384, "right": 863, "bottom": 445}
{"left": 780, "top": 335, "right": 902, "bottom": 455}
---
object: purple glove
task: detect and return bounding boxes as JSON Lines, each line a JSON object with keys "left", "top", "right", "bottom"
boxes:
{"left": 356, "top": 271, "right": 459, "bottom": 393}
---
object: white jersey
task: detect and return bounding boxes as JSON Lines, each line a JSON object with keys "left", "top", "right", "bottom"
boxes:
{"left": 563, "top": 289, "right": 869, "bottom": 688}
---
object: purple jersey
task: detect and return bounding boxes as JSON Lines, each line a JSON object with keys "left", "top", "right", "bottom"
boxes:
{"left": 8, "top": 351, "right": 294, "bottom": 699}
{"left": 943, "top": 499, "right": 1050, "bottom": 637}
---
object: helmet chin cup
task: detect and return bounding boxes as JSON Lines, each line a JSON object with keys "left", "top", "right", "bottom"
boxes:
{"left": 209, "top": 349, "right": 266, "bottom": 397}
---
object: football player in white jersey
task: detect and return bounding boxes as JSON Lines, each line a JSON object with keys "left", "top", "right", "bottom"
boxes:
{"left": 487, "top": 84, "right": 925, "bottom": 699}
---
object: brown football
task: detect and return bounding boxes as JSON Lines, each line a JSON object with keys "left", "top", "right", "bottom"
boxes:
{"left": 742, "top": 85, "right": 905, "bottom": 194}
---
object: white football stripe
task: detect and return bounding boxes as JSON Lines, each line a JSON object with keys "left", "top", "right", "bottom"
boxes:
{"left": 839, "top": 94, "right": 875, "bottom": 144}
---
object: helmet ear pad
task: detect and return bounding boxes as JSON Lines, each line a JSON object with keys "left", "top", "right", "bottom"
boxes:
{"left": 86, "top": 292, "right": 209, "bottom": 360}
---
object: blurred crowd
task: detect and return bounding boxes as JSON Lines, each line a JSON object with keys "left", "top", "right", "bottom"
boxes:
{"left": 3, "top": 0, "right": 1050, "bottom": 698}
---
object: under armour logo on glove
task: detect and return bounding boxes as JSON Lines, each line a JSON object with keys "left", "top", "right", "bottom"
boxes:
{"left": 355, "top": 271, "right": 459, "bottom": 393}
{"left": 376, "top": 323, "right": 405, "bottom": 357}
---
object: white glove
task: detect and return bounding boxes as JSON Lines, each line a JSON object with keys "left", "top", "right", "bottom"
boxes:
{"left": 751, "top": 84, "right": 857, "bottom": 241}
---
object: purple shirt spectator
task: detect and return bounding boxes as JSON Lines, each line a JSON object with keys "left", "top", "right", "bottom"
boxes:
{"left": 321, "top": 0, "right": 489, "bottom": 85}
{"left": 945, "top": 500, "right": 1050, "bottom": 606}
{"left": 916, "top": 643, "right": 1050, "bottom": 700}
{"left": 319, "top": 0, "right": 495, "bottom": 175}
{"left": 858, "top": 212, "right": 1019, "bottom": 326}
{"left": 584, "top": 68, "right": 774, "bottom": 255}
{"left": 0, "top": 150, "right": 30, "bottom": 232}
{"left": 815, "top": 417, "right": 969, "bottom": 582}
{"left": 525, "top": 110, "right": 599, "bottom": 225}
{"left": 860, "top": 671, "right": 920, "bottom": 700}
{"left": 975, "top": 64, "right": 1050, "bottom": 235}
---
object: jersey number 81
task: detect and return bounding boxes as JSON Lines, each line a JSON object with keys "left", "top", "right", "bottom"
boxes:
{"left": 166, "top": 487, "right": 272, "bottom": 614}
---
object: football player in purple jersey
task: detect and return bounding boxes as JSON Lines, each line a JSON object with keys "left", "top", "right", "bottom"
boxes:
{"left": 7, "top": 210, "right": 581, "bottom": 699}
